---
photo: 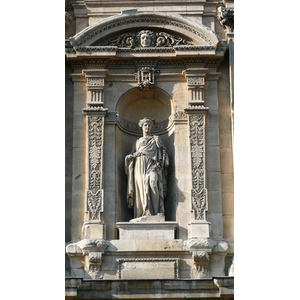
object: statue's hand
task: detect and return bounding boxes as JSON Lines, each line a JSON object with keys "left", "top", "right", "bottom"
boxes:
{"left": 133, "top": 152, "right": 141, "bottom": 158}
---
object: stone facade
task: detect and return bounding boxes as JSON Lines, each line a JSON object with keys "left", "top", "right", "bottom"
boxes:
{"left": 65, "top": 0, "right": 234, "bottom": 299}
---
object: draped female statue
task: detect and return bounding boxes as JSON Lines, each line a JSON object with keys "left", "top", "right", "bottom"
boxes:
{"left": 125, "top": 117, "right": 169, "bottom": 218}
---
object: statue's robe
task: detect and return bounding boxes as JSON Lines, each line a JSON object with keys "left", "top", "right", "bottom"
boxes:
{"left": 125, "top": 135, "right": 169, "bottom": 218}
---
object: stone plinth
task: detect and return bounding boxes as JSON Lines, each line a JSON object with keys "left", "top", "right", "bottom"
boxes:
{"left": 82, "top": 221, "right": 106, "bottom": 239}
{"left": 116, "top": 218, "right": 178, "bottom": 240}
{"left": 189, "top": 220, "right": 211, "bottom": 238}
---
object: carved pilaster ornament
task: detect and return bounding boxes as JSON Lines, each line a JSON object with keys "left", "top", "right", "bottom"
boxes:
{"left": 82, "top": 70, "right": 108, "bottom": 222}
{"left": 85, "top": 115, "right": 106, "bottom": 221}
{"left": 217, "top": 7, "right": 234, "bottom": 33}
{"left": 188, "top": 115, "right": 208, "bottom": 221}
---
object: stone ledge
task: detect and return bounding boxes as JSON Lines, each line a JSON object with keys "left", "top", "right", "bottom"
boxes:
{"left": 65, "top": 277, "right": 234, "bottom": 299}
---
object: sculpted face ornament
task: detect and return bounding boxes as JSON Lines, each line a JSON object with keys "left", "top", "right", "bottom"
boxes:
{"left": 140, "top": 32, "right": 152, "bottom": 47}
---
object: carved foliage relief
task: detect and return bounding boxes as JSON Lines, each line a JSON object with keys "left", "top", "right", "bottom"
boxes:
{"left": 99, "top": 30, "right": 192, "bottom": 48}
{"left": 189, "top": 115, "right": 207, "bottom": 220}
{"left": 87, "top": 116, "right": 104, "bottom": 220}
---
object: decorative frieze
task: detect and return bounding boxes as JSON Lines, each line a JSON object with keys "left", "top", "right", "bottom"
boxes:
{"left": 87, "top": 78, "right": 104, "bottom": 87}
{"left": 99, "top": 30, "right": 192, "bottom": 48}
{"left": 115, "top": 111, "right": 187, "bottom": 135}
{"left": 187, "top": 77, "right": 205, "bottom": 86}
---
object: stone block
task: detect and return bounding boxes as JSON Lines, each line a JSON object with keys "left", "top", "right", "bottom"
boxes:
{"left": 220, "top": 148, "right": 234, "bottom": 174}
{"left": 210, "top": 254, "right": 226, "bottom": 277}
{"left": 189, "top": 221, "right": 211, "bottom": 238}
{"left": 116, "top": 221, "right": 178, "bottom": 240}
{"left": 206, "top": 146, "right": 221, "bottom": 172}
{"left": 223, "top": 215, "right": 234, "bottom": 240}
{"left": 73, "top": 129, "right": 85, "bottom": 148}
{"left": 135, "top": 239, "right": 183, "bottom": 251}
{"left": 82, "top": 221, "right": 106, "bottom": 239}
{"left": 205, "top": 127, "right": 220, "bottom": 146}
{"left": 219, "top": 129, "right": 233, "bottom": 148}
{"left": 222, "top": 192, "right": 234, "bottom": 215}
{"left": 117, "top": 258, "right": 179, "bottom": 279}
{"left": 221, "top": 174, "right": 234, "bottom": 193}
{"left": 207, "top": 213, "right": 223, "bottom": 240}
{"left": 207, "top": 171, "right": 221, "bottom": 191}
{"left": 207, "top": 190, "right": 222, "bottom": 213}
{"left": 218, "top": 112, "right": 231, "bottom": 130}
{"left": 206, "top": 110, "right": 219, "bottom": 128}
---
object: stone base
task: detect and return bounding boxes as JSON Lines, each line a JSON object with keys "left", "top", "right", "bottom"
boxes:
{"left": 189, "top": 220, "right": 211, "bottom": 238}
{"left": 129, "top": 214, "right": 165, "bottom": 223}
{"left": 116, "top": 220, "right": 178, "bottom": 240}
{"left": 82, "top": 221, "right": 106, "bottom": 239}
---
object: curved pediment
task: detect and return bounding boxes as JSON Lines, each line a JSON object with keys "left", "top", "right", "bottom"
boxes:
{"left": 69, "top": 12, "right": 222, "bottom": 50}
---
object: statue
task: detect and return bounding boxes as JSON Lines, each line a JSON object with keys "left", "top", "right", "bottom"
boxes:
{"left": 125, "top": 117, "right": 169, "bottom": 218}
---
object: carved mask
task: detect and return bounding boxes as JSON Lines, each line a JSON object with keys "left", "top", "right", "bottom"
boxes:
{"left": 140, "top": 33, "right": 152, "bottom": 47}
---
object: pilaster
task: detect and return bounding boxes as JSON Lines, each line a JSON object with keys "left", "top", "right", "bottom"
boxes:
{"left": 81, "top": 69, "right": 109, "bottom": 240}
{"left": 183, "top": 68, "right": 211, "bottom": 239}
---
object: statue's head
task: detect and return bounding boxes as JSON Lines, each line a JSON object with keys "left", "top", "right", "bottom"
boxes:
{"left": 138, "top": 117, "right": 155, "bottom": 132}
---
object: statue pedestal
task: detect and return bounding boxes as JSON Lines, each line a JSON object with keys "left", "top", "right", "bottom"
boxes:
{"left": 116, "top": 216, "right": 177, "bottom": 240}
{"left": 188, "top": 220, "right": 211, "bottom": 238}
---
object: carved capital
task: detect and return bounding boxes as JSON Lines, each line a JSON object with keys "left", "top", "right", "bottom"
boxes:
{"left": 82, "top": 69, "right": 108, "bottom": 106}
{"left": 183, "top": 68, "right": 208, "bottom": 106}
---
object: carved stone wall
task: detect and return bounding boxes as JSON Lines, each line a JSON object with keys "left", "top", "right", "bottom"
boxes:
{"left": 65, "top": 1, "right": 234, "bottom": 298}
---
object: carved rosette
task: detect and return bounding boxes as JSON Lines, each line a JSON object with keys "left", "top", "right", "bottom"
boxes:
{"left": 86, "top": 116, "right": 105, "bottom": 221}
{"left": 189, "top": 115, "right": 208, "bottom": 221}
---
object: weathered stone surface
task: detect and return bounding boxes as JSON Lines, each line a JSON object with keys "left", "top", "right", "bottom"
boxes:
{"left": 116, "top": 221, "right": 177, "bottom": 240}
{"left": 66, "top": 1, "right": 234, "bottom": 296}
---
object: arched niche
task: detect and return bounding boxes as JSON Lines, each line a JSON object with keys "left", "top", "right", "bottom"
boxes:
{"left": 115, "top": 88, "right": 176, "bottom": 223}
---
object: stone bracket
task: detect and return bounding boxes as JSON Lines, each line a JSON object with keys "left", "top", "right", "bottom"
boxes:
{"left": 192, "top": 250, "right": 210, "bottom": 279}
{"left": 66, "top": 239, "right": 109, "bottom": 280}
